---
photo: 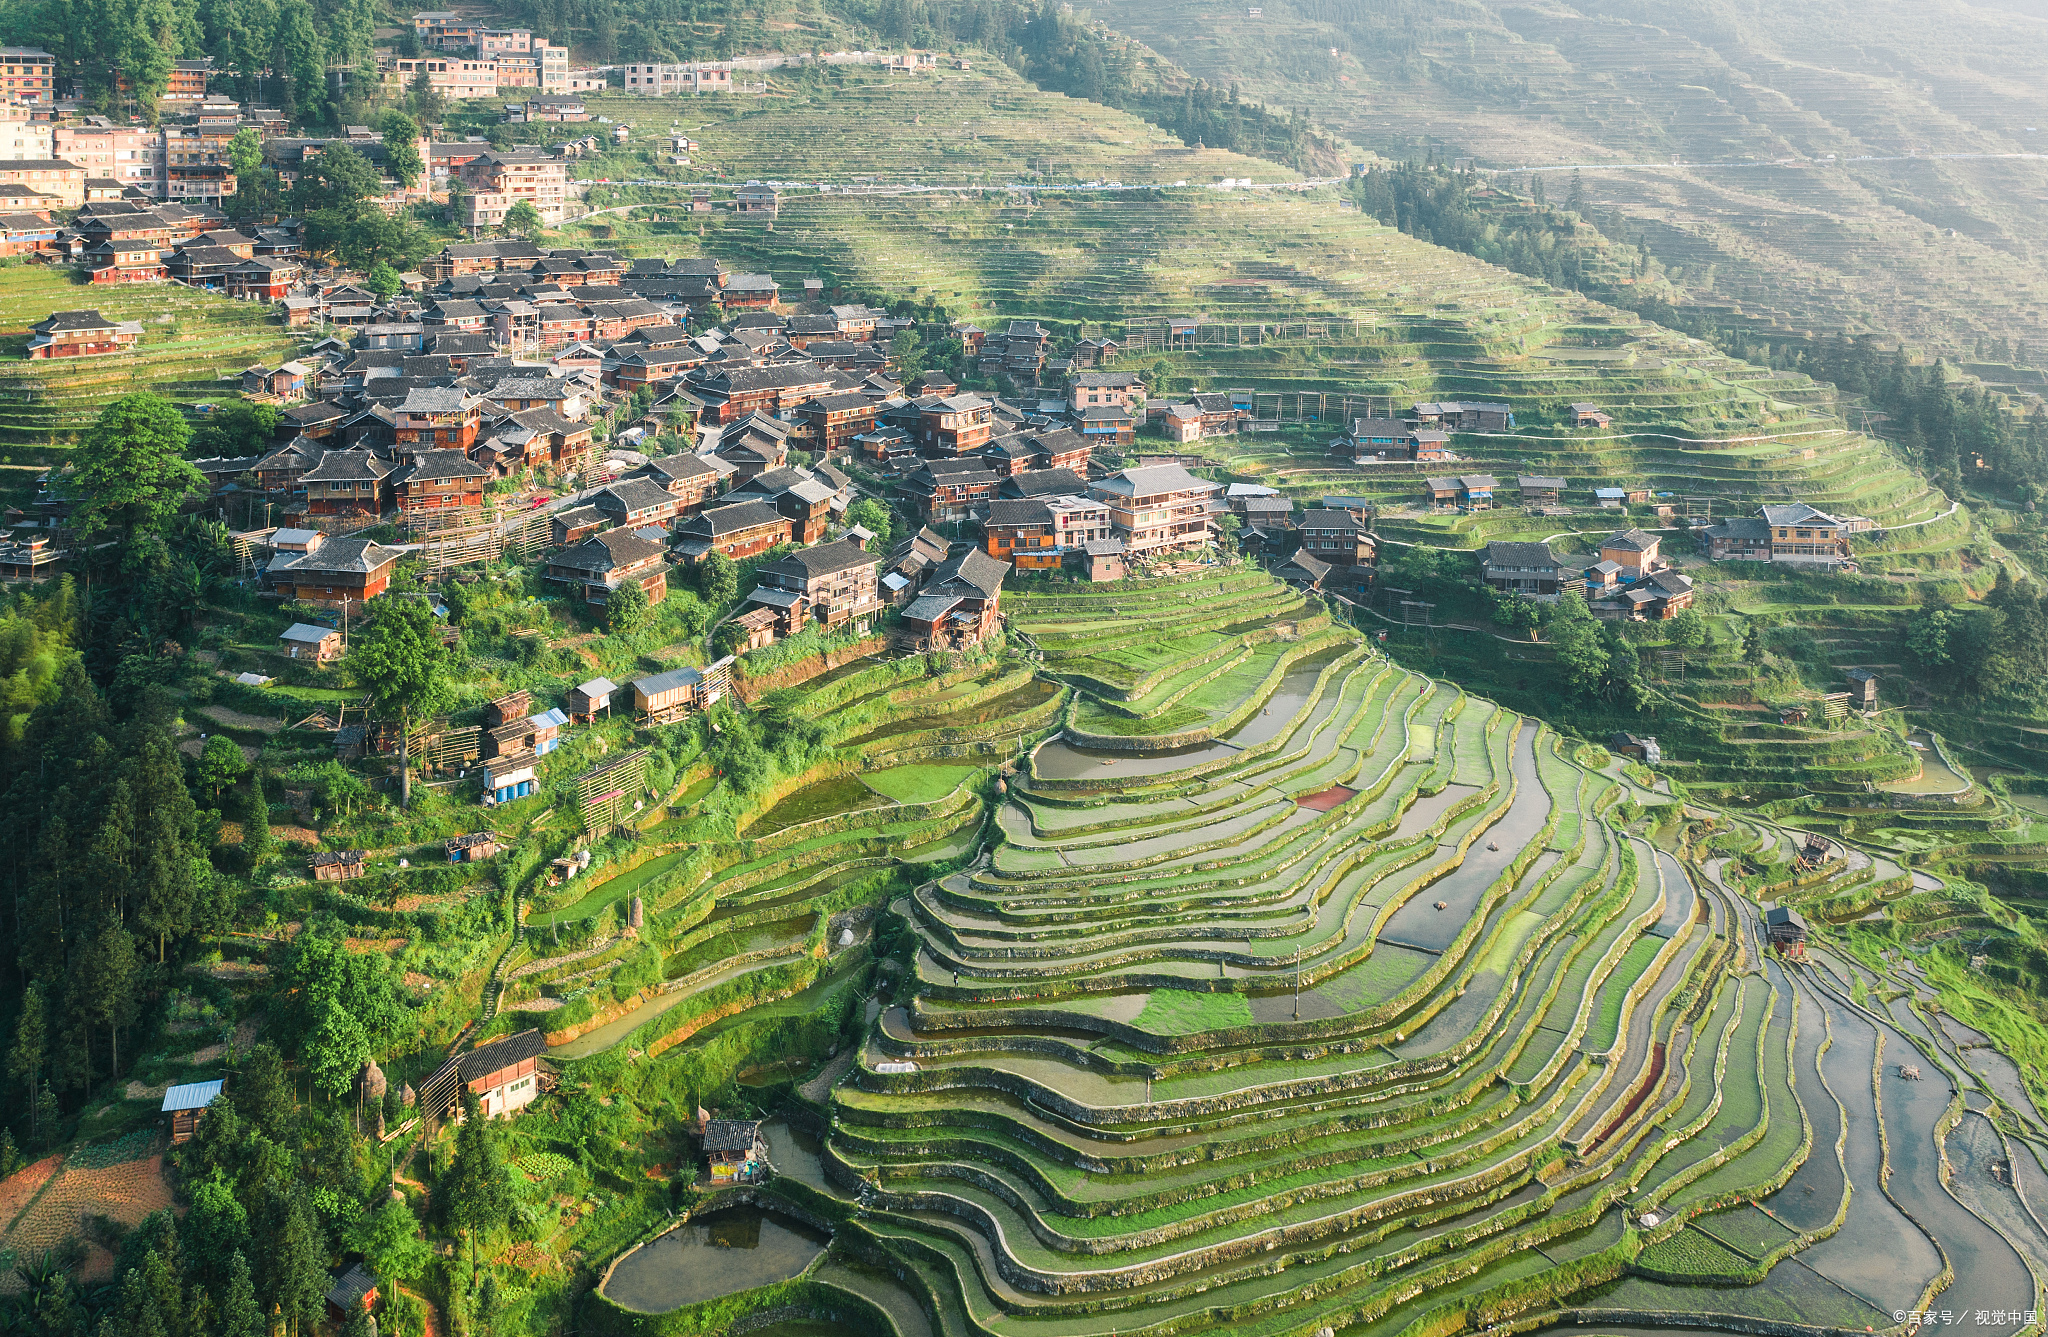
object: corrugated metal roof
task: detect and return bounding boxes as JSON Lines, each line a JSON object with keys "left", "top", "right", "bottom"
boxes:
{"left": 162, "top": 1079, "right": 224, "bottom": 1113}
{"left": 633, "top": 666, "right": 702, "bottom": 695}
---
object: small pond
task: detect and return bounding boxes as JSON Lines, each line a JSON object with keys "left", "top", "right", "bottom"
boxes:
{"left": 601, "top": 1205, "right": 828, "bottom": 1313}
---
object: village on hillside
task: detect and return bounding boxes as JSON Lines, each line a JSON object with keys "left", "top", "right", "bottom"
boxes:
{"left": 5, "top": 224, "right": 1899, "bottom": 814}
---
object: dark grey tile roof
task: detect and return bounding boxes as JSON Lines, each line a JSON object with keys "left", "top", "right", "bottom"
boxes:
{"left": 677, "top": 499, "right": 785, "bottom": 537}
{"left": 1481, "top": 540, "right": 1558, "bottom": 567}
{"left": 456, "top": 1028, "right": 546, "bottom": 1081}
{"left": 269, "top": 537, "right": 400, "bottom": 576}
{"left": 929, "top": 547, "right": 1008, "bottom": 599}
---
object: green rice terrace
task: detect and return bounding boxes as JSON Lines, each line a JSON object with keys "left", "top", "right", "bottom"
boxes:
{"left": 0, "top": 264, "right": 301, "bottom": 450}
{"left": 560, "top": 64, "right": 1308, "bottom": 190}
{"left": 576, "top": 569, "right": 2048, "bottom": 1337}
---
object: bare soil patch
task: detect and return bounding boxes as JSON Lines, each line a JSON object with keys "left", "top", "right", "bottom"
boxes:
{"left": 0, "top": 1156, "right": 61, "bottom": 1233}
{"left": 196, "top": 705, "right": 286, "bottom": 733}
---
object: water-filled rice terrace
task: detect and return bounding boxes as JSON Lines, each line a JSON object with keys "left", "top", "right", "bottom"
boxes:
{"left": 774, "top": 570, "right": 2047, "bottom": 1337}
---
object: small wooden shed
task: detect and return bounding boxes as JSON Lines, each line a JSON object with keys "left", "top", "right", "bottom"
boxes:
{"left": 446, "top": 831, "right": 501, "bottom": 862}
{"left": 279, "top": 622, "right": 343, "bottom": 662}
{"left": 484, "top": 690, "right": 532, "bottom": 728}
{"left": 631, "top": 666, "right": 703, "bottom": 724}
{"left": 483, "top": 757, "right": 537, "bottom": 805}
{"left": 485, "top": 719, "right": 536, "bottom": 760}
{"left": 162, "top": 1078, "right": 224, "bottom": 1144}
{"left": 310, "top": 849, "right": 366, "bottom": 882}
{"left": 567, "top": 676, "right": 616, "bottom": 722}
{"left": 325, "top": 1262, "right": 379, "bottom": 1321}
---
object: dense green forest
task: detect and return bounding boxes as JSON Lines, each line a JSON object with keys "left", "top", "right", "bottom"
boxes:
{"left": 0, "top": 0, "right": 379, "bottom": 124}
{"left": 1345, "top": 164, "right": 1596, "bottom": 289}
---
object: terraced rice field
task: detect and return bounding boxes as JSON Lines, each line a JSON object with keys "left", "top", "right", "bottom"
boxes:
{"left": 0, "top": 265, "right": 300, "bottom": 449}
{"left": 573, "top": 67, "right": 1300, "bottom": 189}
{"left": 746, "top": 569, "right": 2044, "bottom": 1337}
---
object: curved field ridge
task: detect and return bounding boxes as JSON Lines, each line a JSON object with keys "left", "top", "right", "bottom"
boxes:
{"left": 791, "top": 568, "right": 2042, "bottom": 1337}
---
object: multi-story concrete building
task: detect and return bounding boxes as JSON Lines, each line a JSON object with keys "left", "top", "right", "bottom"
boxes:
{"left": 619, "top": 62, "right": 733, "bottom": 94}
{"left": 53, "top": 120, "right": 155, "bottom": 194}
{"left": 0, "top": 158, "right": 83, "bottom": 209}
{"left": 413, "top": 11, "right": 480, "bottom": 49}
{"left": 0, "top": 49, "right": 54, "bottom": 106}
{"left": 487, "top": 35, "right": 568, "bottom": 89}
{"left": 165, "top": 58, "right": 212, "bottom": 102}
{"left": 160, "top": 119, "right": 238, "bottom": 202}
{"left": 389, "top": 56, "right": 499, "bottom": 100}
{"left": 0, "top": 115, "right": 50, "bottom": 161}
{"left": 457, "top": 147, "right": 568, "bottom": 227}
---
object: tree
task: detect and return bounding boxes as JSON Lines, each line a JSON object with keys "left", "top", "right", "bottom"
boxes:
{"left": 302, "top": 1000, "right": 370, "bottom": 1099}
{"left": 1599, "top": 624, "right": 1647, "bottom": 709}
{"left": 345, "top": 1198, "right": 431, "bottom": 1286}
{"left": 304, "top": 200, "right": 432, "bottom": 271}
{"left": 226, "top": 126, "right": 275, "bottom": 218}
{"left": 890, "top": 327, "right": 926, "bottom": 380}
{"left": 1669, "top": 607, "right": 1708, "bottom": 653}
{"left": 275, "top": 0, "right": 328, "bottom": 127}
{"left": 1908, "top": 606, "right": 1957, "bottom": 667}
{"left": 347, "top": 592, "right": 451, "bottom": 808}
{"left": 366, "top": 261, "right": 402, "bottom": 300}
{"left": 191, "top": 400, "right": 280, "bottom": 459}
{"left": 227, "top": 126, "right": 263, "bottom": 181}
{"left": 197, "top": 735, "right": 248, "bottom": 802}
{"left": 230, "top": 1042, "right": 293, "bottom": 1142}
{"left": 606, "top": 577, "right": 651, "bottom": 635}
{"left": 378, "top": 109, "right": 423, "bottom": 187}
{"left": 441, "top": 1089, "right": 512, "bottom": 1283}
{"left": 698, "top": 551, "right": 739, "bottom": 606}
{"left": 845, "top": 499, "right": 894, "bottom": 550}
{"left": 1741, "top": 618, "right": 1768, "bottom": 667}
{"left": 407, "top": 64, "right": 444, "bottom": 122}
{"left": 118, "top": 16, "right": 174, "bottom": 121}
{"left": 273, "top": 1193, "right": 326, "bottom": 1337}
{"left": 220, "top": 1252, "right": 263, "bottom": 1337}
{"left": 8, "top": 985, "right": 45, "bottom": 1144}
{"left": 74, "top": 394, "right": 201, "bottom": 539}
{"left": 292, "top": 142, "right": 381, "bottom": 213}
{"left": 79, "top": 919, "right": 138, "bottom": 1079}
{"left": 130, "top": 730, "right": 204, "bottom": 961}
{"left": 1491, "top": 591, "right": 1539, "bottom": 637}
{"left": 275, "top": 929, "right": 409, "bottom": 1057}
{"left": 186, "top": 1172, "right": 252, "bottom": 1281}
{"left": 236, "top": 774, "right": 274, "bottom": 874}
{"left": 1545, "top": 592, "right": 1608, "bottom": 699}
{"left": 502, "top": 199, "right": 543, "bottom": 237}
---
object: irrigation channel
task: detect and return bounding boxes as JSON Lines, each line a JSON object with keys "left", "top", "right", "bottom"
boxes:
{"left": 552, "top": 570, "right": 2045, "bottom": 1336}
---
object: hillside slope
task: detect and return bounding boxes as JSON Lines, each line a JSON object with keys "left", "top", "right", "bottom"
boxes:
{"left": 1102, "top": 0, "right": 2048, "bottom": 364}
